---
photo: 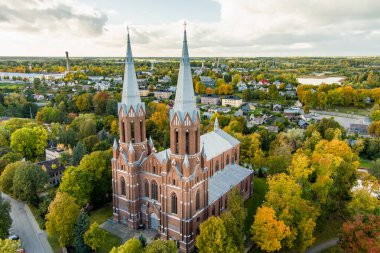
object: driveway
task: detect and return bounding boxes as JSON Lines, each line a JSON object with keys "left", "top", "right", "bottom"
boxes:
{"left": 1, "top": 192, "right": 53, "bottom": 253}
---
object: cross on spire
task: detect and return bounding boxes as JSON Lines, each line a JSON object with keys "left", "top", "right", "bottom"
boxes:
{"left": 183, "top": 21, "right": 187, "bottom": 31}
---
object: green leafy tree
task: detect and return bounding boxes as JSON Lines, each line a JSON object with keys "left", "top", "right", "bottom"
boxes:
{"left": 46, "top": 192, "right": 81, "bottom": 246}
{"left": 58, "top": 166, "right": 94, "bottom": 206}
{"left": 10, "top": 126, "right": 48, "bottom": 160}
{"left": 79, "top": 150, "right": 112, "bottom": 205}
{"left": 370, "top": 159, "right": 380, "bottom": 180}
{"left": 12, "top": 162, "right": 49, "bottom": 204}
{"left": 196, "top": 216, "right": 237, "bottom": 253}
{"left": 221, "top": 187, "right": 247, "bottom": 251}
{"left": 144, "top": 239, "right": 177, "bottom": 253}
{"left": 83, "top": 222, "right": 106, "bottom": 251}
{"left": 347, "top": 189, "right": 380, "bottom": 216}
{"left": 0, "top": 239, "right": 21, "bottom": 253}
{"left": 0, "top": 196, "right": 12, "bottom": 239}
{"left": 0, "top": 161, "right": 21, "bottom": 194}
{"left": 110, "top": 237, "right": 143, "bottom": 253}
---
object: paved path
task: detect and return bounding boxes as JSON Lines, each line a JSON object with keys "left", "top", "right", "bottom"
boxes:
{"left": 304, "top": 238, "right": 339, "bottom": 253}
{"left": 1, "top": 192, "right": 53, "bottom": 253}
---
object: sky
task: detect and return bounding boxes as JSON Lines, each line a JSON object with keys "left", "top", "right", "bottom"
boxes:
{"left": 0, "top": 0, "right": 380, "bottom": 57}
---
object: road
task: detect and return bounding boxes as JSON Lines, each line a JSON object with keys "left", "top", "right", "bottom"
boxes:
{"left": 1, "top": 192, "right": 53, "bottom": 253}
{"left": 304, "top": 238, "right": 339, "bottom": 253}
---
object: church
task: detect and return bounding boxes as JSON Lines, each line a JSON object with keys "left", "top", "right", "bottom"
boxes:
{"left": 111, "top": 27, "right": 253, "bottom": 252}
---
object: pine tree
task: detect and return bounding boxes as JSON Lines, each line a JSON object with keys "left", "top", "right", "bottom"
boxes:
{"left": 72, "top": 141, "right": 86, "bottom": 166}
{"left": 73, "top": 210, "right": 91, "bottom": 253}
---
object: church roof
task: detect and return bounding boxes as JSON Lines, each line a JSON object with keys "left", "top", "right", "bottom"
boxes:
{"left": 121, "top": 29, "right": 142, "bottom": 109}
{"left": 154, "top": 148, "right": 171, "bottom": 163}
{"left": 208, "top": 163, "right": 252, "bottom": 204}
{"left": 171, "top": 27, "right": 199, "bottom": 122}
{"left": 200, "top": 128, "right": 240, "bottom": 159}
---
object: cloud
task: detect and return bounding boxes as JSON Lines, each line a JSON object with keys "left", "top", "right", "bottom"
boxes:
{"left": 0, "top": 0, "right": 380, "bottom": 56}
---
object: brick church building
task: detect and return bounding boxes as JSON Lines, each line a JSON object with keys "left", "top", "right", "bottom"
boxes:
{"left": 112, "top": 27, "right": 253, "bottom": 252}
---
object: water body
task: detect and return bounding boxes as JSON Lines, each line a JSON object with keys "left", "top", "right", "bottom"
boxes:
{"left": 297, "top": 76, "right": 345, "bottom": 86}
{"left": 0, "top": 72, "right": 64, "bottom": 80}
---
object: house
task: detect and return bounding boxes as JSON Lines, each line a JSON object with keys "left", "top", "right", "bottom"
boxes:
{"left": 273, "top": 80, "right": 281, "bottom": 89}
{"left": 139, "top": 89, "right": 150, "bottom": 97}
{"left": 284, "top": 108, "right": 302, "bottom": 121}
{"left": 45, "top": 147, "right": 64, "bottom": 161}
{"left": 199, "top": 76, "right": 215, "bottom": 87}
{"left": 168, "top": 86, "right": 177, "bottom": 92}
{"left": 201, "top": 94, "right": 220, "bottom": 105}
{"left": 153, "top": 90, "right": 172, "bottom": 99}
{"left": 38, "top": 159, "right": 66, "bottom": 186}
{"left": 266, "top": 125, "right": 279, "bottom": 133}
{"left": 298, "top": 120, "right": 309, "bottom": 129}
{"left": 234, "top": 109, "right": 244, "bottom": 117}
{"left": 273, "top": 104, "right": 282, "bottom": 112}
{"left": 222, "top": 95, "right": 243, "bottom": 107}
{"left": 241, "top": 103, "right": 256, "bottom": 113}
{"left": 158, "top": 76, "right": 171, "bottom": 83}
{"left": 294, "top": 100, "right": 303, "bottom": 108}
{"left": 349, "top": 124, "right": 369, "bottom": 136}
{"left": 95, "top": 81, "right": 111, "bottom": 91}
{"left": 285, "top": 83, "right": 294, "bottom": 91}
{"left": 258, "top": 79, "right": 270, "bottom": 86}
{"left": 237, "top": 81, "right": 248, "bottom": 92}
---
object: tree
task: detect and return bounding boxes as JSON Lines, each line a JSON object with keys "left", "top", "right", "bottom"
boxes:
{"left": 110, "top": 237, "right": 143, "bottom": 253}
{"left": 347, "top": 189, "right": 380, "bottom": 216}
{"left": 144, "top": 240, "right": 177, "bottom": 253}
{"left": 73, "top": 210, "right": 91, "bottom": 253}
{"left": 58, "top": 166, "right": 94, "bottom": 206}
{"left": 0, "top": 196, "right": 12, "bottom": 239}
{"left": 75, "top": 94, "right": 93, "bottom": 112}
{"left": 196, "top": 216, "right": 237, "bottom": 253}
{"left": 0, "top": 239, "right": 21, "bottom": 253}
{"left": 370, "top": 159, "right": 380, "bottom": 180}
{"left": 12, "top": 162, "right": 49, "bottom": 204}
{"left": 79, "top": 151, "right": 112, "bottom": 205}
{"left": 46, "top": 192, "right": 81, "bottom": 246}
{"left": 0, "top": 161, "right": 21, "bottom": 194}
{"left": 368, "top": 121, "right": 380, "bottom": 137}
{"left": 83, "top": 222, "right": 106, "bottom": 251}
{"left": 72, "top": 141, "right": 87, "bottom": 166}
{"left": 251, "top": 206, "right": 290, "bottom": 252}
{"left": 10, "top": 126, "right": 48, "bottom": 160}
{"left": 221, "top": 187, "right": 247, "bottom": 251}
{"left": 93, "top": 91, "right": 111, "bottom": 115}
{"left": 339, "top": 215, "right": 380, "bottom": 253}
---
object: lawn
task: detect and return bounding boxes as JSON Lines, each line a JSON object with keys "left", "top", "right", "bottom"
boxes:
{"left": 244, "top": 177, "right": 268, "bottom": 236}
{"left": 88, "top": 203, "right": 121, "bottom": 252}
{"left": 89, "top": 203, "right": 113, "bottom": 224}
{"left": 359, "top": 157, "right": 373, "bottom": 169}
{"left": 313, "top": 212, "right": 345, "bottom": 244}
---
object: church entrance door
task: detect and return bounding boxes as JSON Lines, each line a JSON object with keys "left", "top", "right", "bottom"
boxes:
{"left": 150, "top": 213, "right": 159, "bottom": 230}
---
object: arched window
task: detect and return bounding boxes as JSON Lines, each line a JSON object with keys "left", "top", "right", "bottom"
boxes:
{"left": 130, "top": 121, "right": 135, "bottom": 142}
{"left": 120, "top": 177, "right": 126, "bottom": 196}
{"left": 151, "top": 181, "right": 158, "bottom": 200}
{"left": 195, "top": 129, "right": 198, "bottom": 153}
{"left": 171, "top": 193, "right": 177, "bottom": 214}
{"left": 140, "top": 120, "right": 143, "bottom": 142}
{"left": 226, "top": 155, "right": 230, "bottom": 165}
{"left": 235, "top": 150, "right": 238, "bottom": 163}
{"left": 175, "top": 129, "right": 179, "bottom": 153}
{"left": 215, "top": 161, "right": 219, "bottom": 172}
{"left": 121, "top": 121, "right": 125, "bottom": 142}
{"left": 196, "top": 190, "right": 200, "bottom": 211}
{"left": 145, "top": 180, "right": 149, "bottom": 197}
{"left": 185, "top": 130, "right": 189, "bottom": 154}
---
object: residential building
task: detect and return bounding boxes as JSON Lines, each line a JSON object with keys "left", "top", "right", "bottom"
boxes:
{"left": 38, "top": 159, "right": 66, "bottom": 186}
{"left": 153, "top": 90, "right": 172, "bottom": 99}
{"left": 200, "top": 94, "right": 220, "bottom": 105}
{"left": 222, "top": 95, "right": 243, "bottom": 107}
{"left": 139, "top": 89, "right": 150, "bottom": 97}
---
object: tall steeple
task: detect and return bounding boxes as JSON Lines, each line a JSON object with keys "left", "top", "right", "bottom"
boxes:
{"left": 121, "top": 27, "right": 141, "bottom": 108}
{"left": 172, "top": 22, "right": 197, "bottom": 121}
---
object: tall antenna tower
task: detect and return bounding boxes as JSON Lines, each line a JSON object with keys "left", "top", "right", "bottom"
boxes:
{"left": 65, "top": 51, "right": 70, "bottom": 72}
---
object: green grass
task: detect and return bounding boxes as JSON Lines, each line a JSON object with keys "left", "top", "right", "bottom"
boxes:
{"left": 360, "top": 157, "right": 373, "bottom": 169}
{"left": 321, "top": 106, "right": 370, "bottom": 116}
{"left": 96, "top": 230, "right": 121, "bottom": 253}
{"left": 89, "top": 203, "right": 113, "bottom": 225}
{"left": 28, "top": 205, "right": 45, "bottom": 230}
{"left": 244, "top": 177, "right": 268, "bottom": 236}
{"left": 313, "top": 212, "right": 345, "bottom": 244}
{"left": 47, "top": 234, "right": 62, "bottom": 253}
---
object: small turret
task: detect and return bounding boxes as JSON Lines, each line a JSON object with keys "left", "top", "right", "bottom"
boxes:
{"left": 214, "top": 117, "right": 219, "bottom": 130}
{"left": 128, "top": 141, "right": 135, "bottom": 161}
{"left": 183, "top": 154, "right": 190, "bottom": 169}
{"left": 113, "top": 138, "right": 119, "bottom": 157}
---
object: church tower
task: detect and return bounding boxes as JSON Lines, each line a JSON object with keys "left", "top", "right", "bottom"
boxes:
{"left": 160, "top": 24, "right": 208, "bottom": 252}
{"left": 112, "top": 28, "right": 146, "bottom": 228}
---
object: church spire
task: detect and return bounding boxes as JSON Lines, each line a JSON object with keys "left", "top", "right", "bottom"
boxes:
{"left": 121, "top": 27, "right": 141, "bottom": 107}
{"left": 172, "top": 22, "right": 197, "bottom": 120}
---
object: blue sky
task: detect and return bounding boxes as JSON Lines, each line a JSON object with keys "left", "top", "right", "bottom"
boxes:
{"left": 0, "top": 0, "right": 379, "bottom": 57}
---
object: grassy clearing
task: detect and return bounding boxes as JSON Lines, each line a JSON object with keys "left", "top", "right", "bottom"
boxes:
{"left": 313, "top": 212, "right": 345, "bottom": 244}
{"left": 360, "top": 157, "right": 373, "bottom": 169}
{"left": 322, "top": 107, "right": 370, "bottom": 116}
{"left": 244, "top": 177, "right": 268, "bottom": 236}
{"left": 89, "top": 203, "right": 113, "bottom": 225}
{"left": 97, "top": 231, "right": 121, "bottom": 253}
